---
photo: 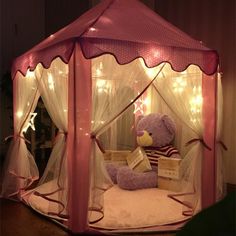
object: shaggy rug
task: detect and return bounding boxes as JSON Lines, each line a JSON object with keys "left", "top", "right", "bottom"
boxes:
{"left": 25, "top": 182, "right": 189, "bottom": 229}
{"left": 91, "top": 185, "right": 189, "bottom": 229}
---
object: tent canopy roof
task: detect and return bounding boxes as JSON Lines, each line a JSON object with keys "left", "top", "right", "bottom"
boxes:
{"left": 12, "top": 0, "right": 219, "bottom": 78}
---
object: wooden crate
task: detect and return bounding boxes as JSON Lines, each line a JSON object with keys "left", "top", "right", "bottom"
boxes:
{"left": 158, "top": 157, "right": 182, "bottom": 179}
{"left": 158, "top": 157, "right": 182, "bottom": 192}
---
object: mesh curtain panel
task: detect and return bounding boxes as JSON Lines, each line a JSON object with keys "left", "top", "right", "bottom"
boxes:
{"left": 91, "top": 55, "right": 150, "bottom": 151}
{"left": 88, "top": 54, "right": 166, "bottom": 223}
{"left": 1, "top": 71, "right": 40, "bottom": 199}
{"left": 142, "top": 63, "right": 205, "bottom": 214}
{"left": 32, "top": 58, "right": 69, "bottom": 218}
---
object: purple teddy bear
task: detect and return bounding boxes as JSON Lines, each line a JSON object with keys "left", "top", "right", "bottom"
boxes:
{"left": 106, "top": 113, "right": 179, "bottom": 190}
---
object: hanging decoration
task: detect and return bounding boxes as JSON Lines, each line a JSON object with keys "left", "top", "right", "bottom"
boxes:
{"left": 172, "top": 76, "right": 187, "bottom": 93}
{"left": 190, "top": 86, "right": 202, "bottom": 123}
{"left": 48, "top": 73, "right": 55, "bottom": 91}
{"left": 133, "top": 95, "right": 150, "bottom": 116}
{"left": 96, "top": 79, "right": 111, "bottom": 93}
{"left": 16, "top": 110, "right": 23, "bottom": 118}
{"left": 133, "top": 97, "right": 145, "bottom": 115}
{"left": 22, "top": 112, "right": 37, "bottom": 133}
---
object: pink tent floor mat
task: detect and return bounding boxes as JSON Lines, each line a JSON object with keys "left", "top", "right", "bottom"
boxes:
{"left": 24, "top": 181, "right": 190, "bottom": 230}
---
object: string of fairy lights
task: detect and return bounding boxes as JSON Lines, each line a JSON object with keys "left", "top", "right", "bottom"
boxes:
{"left": 17, "top": 61, "right": 203, "bottom": 133}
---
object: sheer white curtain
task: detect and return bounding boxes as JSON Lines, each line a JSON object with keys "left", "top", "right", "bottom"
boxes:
{"left": 88, "top": 55, "right": 165, "bottom": 223}
{"left": 1, "top": 70, "right": 40, "bottom": 199}
{"left": 91, "top": 55, "right": 151, "bottom": 136}
{"left": 142, "top": 63, "right": 204, "bottom": 214}
{"left": 32, "top": 58, "right": 68, "bottom": 217}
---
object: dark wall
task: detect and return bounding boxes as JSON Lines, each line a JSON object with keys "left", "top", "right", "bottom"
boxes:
{"left": 156, "top": 0, "right": 235, "bottom": 76}
{"left": 0, "top": 0, "right": 45, "bottom": 158}
{"left": 1, "top": 0, "right": 45, "bottom": 73}
{"left": 44, "top": 0, "right": 90, "bottom": 37}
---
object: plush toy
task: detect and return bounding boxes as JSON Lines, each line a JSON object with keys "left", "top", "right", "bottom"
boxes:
{"left": 136, "top": 113, "right": 176, "bottom": 148}
{"left": 136, "top": 113, "right": 180, "bottom": 170}
{"left": 106, "top": 113, "right": 180, "bottom": 190}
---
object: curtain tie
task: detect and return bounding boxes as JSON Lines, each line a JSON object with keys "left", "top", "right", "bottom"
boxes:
{"left": 90, "top": 134, "right": 105, "bottom": 153}
{"left": 58, "top": 131, "right": 68, "bottom": 136}
{"left": 217, "top": 140, "right": 228, "bottom": 151}
{"left": 168, "top": 184, "right": 197, "bottom": 217}
{"left": 4, "top": 134, "right": 31, "bottom": 144}
{"left": 6, "top": 170, "right": 38, "bottom": 198}
{"left": 34, "top": 189, "right": 69, "bottom": 219}
{"left": 52, "top": 131, "right": 67, "bottom": 145}
{"left": 185, "top": 138, "right": 211, "bottom": 151}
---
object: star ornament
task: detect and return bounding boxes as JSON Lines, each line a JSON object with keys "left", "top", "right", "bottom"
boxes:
{"left": 133, "top": 98, "right": 145, "bottom": 115}
{"left": 23, "top": 112, "right": 37, "bottom": 133}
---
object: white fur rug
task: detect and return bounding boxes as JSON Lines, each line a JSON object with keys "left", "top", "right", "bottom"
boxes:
{"left": 91, "top": 185, "right": 189, "bottom": 229}
{"left": 25, "top": 182, "right": 189, "bottom": 230}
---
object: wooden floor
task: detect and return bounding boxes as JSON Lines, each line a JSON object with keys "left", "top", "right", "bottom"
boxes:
{"left": 0, "top": 198, "right": 176, "bottom": 236}
{"left": 0, "top": 198, "right": 71, "bottom": 236}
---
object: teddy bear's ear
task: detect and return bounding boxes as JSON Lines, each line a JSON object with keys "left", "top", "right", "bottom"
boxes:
{"left": 161, "top": 114, "right": 176, "bottom": 136}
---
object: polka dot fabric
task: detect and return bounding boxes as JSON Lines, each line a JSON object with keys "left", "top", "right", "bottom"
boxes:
{"left": 12, "top": 0, "right": 218, "bottom": 77}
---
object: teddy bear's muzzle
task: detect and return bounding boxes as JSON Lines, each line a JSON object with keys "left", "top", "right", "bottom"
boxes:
{"left": 137, "top": 130, "right": 153, "bottom": 146}
{"left": 137, "top": 131, "right": 144, "bottom": 137}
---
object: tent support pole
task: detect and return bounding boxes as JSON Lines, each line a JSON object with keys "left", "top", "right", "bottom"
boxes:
{"left": 202, "top": 73, "right": 217, "bottom": 209}
{"left": 67, "top": 42, "right": 92, "bottom": 233}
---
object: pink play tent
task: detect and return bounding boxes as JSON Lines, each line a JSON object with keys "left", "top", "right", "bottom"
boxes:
{"left": 1, "top": 0, "right": 225, "bottom": 234}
